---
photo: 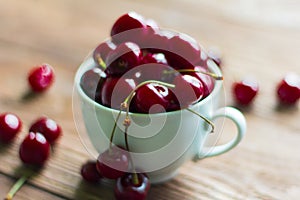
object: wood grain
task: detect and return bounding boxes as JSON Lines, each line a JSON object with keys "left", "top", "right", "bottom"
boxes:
{"left": 0, "top": 0, "right": 299, "bottom": 199}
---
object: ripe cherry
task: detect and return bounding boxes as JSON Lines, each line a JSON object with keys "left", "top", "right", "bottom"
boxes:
{"left": 29, "top": 117, "right": 62, "bottom": 144}
{"left": 97, "top": 77, "right": 136, "bottom": 109}
{"left": 139, "top": 52, "right": 167, "bottom": 65}
{"left": 165, "top": 33, "right": 201, "bottom": 69}
{"left": 81, "top": 161, "right": 102, "bottom": 183}
{"left": 142, "top": 29, "right": 176, "bottom": 54}
{"left": 233, "top": 78, "right": 259, "bottom": 105}
{"left": 110, "top": 12, "right": 148, "bottom": 45}
{"left": 0, "top": 113, "right": 22, "bottom": 143}
{"left": 80, "top": 68, "right": 106, "bottom": 100}
{"left": 28, "top": 64, "right": 54, "bottom": 92}
{"left": 105, "top": 42, "right": 141, "bottom": 76}
{"left": 114, "top": 173, "right": 150, "bottom": 200}
{"left": 93, "top": 41, "right": 116, "bottom": 66}
{"left": 132, "top": 83, "right": 173, "bottom": 113}
{"left": 277, "top": 73, "right": 300, "bottom": 105}
{"left": 19, "top": 132, "right": 50, "bottom": 166}
{"left": 183, "top": 66, "right": 215, "bottom": 98}
{"left": 173, "top": 74, "right": 204, "bottom": 108}
{"left": 130, "top": 63, "right": 175, "bottom": 85}
{"left": 96, "top": 146, "right": 129, "bottom": 179}
{"left": 111, "top": 12, "right": 146, "bottom": 38}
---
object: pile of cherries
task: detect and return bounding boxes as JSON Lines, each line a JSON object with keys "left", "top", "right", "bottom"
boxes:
{"left": 79, "top": 11, "right": 300, "bottom": 200}
{"left": 81, "top": 146, "right": 150, "bottom": 200}
{"left": 1, "top": 64, "right": 61, "bottom": 200}
{"left": 80, "top": 12, "right": 220, "bottom": 114}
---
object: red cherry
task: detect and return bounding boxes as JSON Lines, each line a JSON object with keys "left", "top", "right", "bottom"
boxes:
{"left": 173, "top": 74, "right": 204, "bottom": 108}
{"left": 80, "top": 68, "right": 106, "bottom": 100}
{"left": 93, "top": 41, "right": 116, "bottom": 65}
{"left": 96, "top": 146, "right": 129, "bottom": 179}
{"left": 105, "top": 42, "right": 141, "bottom": 76}
{"left": 0, "top": 113, "right": 22, "bottom": 143}
{"left": 19, "top": 132, "right": 50, "bottom": 166}
{"left": 97, "top": 77, "right": 136, "bottom": 109}
{"left": 277, "top": 73, "right": 300, "bottom": 105}
{"left": 81, "top": 161, "right": 102, "bottom": 183}
{"left": 184, "top": 66, "right": 215, "bottom": 98}
{"left": 142, "top": 29, "right": 176, "bottom": 54}
{"left": 111, "top": 12, "right": 147, "bottom": 45}
{"left": 114, "top": 173, "right": 150, "bottom": 200}
{"left": 233, "top": 78, "right": 259, "bottom": 105}
{"left": 133, "top": 83, "right": 173, "bottom": 113}
{"left": 29, "top": 117, "right": 62, "bottom": 144}
{"left": 130, "top": 63, "right": 175, "bottom": 85}
{"left": 28, "top": 64, "right": 54, "bottom": 92}
{"left": 139, "top": 52, "right": 168, "bottom": 65}
{"left": 111, "top": 12, "right": 146, "bottom": 38}
{"left": 165, "top": 33, "right": 200, "bottom": 69}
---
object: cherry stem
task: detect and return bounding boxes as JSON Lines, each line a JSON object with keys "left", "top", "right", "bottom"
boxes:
{"left": 123, "top": 92, "right": 140, "bottom": 185}
{"left": 186, "top": 108, "right": 215, "bottom": 133}
{"left": 164, "top": 69, "right": 223, "bottom": 80}
{"left": 109, "top": 109, "right": 122, "bottom": 150}
{"left": 119, "top": 80, "right": 175, "bottom": 186}
{"left": 97, "top": 57, "right": 106, "bottom": 70}
{"left": 5, "top": 173, "right": 32, "bottom": 200}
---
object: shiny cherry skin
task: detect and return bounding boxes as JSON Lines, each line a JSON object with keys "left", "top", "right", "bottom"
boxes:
{"left": 130, "top": 63, "right": 175, "bottom": 85}
{"left": 165, "top": 33, "right": 201, "bottom": 69}
{"left": 173, "top": 74, "right": 204, "bottom": 108}
{"left": 93, "top": 41, "right": 116, "bottom": 66}
{"left": 19, "top": 132, "right": 50, "bottom": 166}
{"left": 277, "top": 73, "right": 300, "bottom": 105}
{"left": 111, "top": 12, "right": 146, "bottom": 38}
{"left": 29, "top": 117, "right": 62, "bottom": 144}
{"left": 183, "top": 66, "right": 214, "bottom": 98}
{"left": 114, "top": 173, "right": 150, "bottom": 200}
{"left": 80, "top": 68, "right": 106, "bottom": 100}
{"left": 97, "top": 77, "right": 136, "bottom": 109}
{"left": 233, "top": 78, "right": 259, "bottom": 105}
{"left": 105, "top": 42, "right": 141, "bottom": 76}
{"left": 141, "top": 29, "right": 176, "bottom": 54}
{"left": 110, "top": 12, "right": 148, "bottom": 45}
{"left": 81, "top": 161, "right": 102, "bottom": 183}
{"left": 96, "top": 146, "right": 129, "bottom": 179}
{"left": 133, "top": 83, "right": 174, "bottom": 113}
{"left": 0, "top": 113, "right": 22, "bottom": 143}
{"left": 139, "top": 52, "right": 167, "bottom": 65}
{"left": 28, "top": 63, "right": 54, "bottom": 92}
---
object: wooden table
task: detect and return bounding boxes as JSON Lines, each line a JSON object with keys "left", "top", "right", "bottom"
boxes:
{"left": 1, "top": 0, "right": 299, "bottom": 199}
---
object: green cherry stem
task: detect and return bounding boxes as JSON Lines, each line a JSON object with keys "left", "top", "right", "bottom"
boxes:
{"left": 119, "top": 80, "right": 175, "bottom": 186}
{"left": 109, "top": 109, "right": 122, "bottom": 150}
{"left": 186, "top": 108, "right": 215, "bottom": 133}
{"left": 164, "top": 69, "right": 223, "bottom": 80}
{"left": 5, "top": 170, "right": 34, "bottom": 200}
{"left": 97, "top": 57, "right": 107, "bottom": 70}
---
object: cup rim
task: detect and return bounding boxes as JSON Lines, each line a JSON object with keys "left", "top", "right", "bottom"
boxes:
{"left": 74, "top": 54, "right": 223, "bottom": 118}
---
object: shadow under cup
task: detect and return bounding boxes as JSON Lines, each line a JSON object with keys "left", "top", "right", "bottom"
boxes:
{"left": 73, "top": 57, "right": 246, "bottom": 184}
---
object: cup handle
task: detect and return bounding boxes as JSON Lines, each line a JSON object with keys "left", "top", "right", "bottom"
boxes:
{"left": 197, "top": 106, "right": 246, "bottom": 159}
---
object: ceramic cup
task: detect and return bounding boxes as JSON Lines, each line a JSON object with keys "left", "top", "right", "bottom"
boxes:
{"left": 73, "top": 44, "right": 246, "bottom": 184}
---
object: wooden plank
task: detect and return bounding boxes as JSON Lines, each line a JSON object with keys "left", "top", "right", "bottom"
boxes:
{"left": 0, "top": 173, "right": 65, "bottom": 200}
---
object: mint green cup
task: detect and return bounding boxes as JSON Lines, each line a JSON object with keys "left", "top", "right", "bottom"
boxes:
{"left": 73, "top": 54, "right": 246, "bottom": 184}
